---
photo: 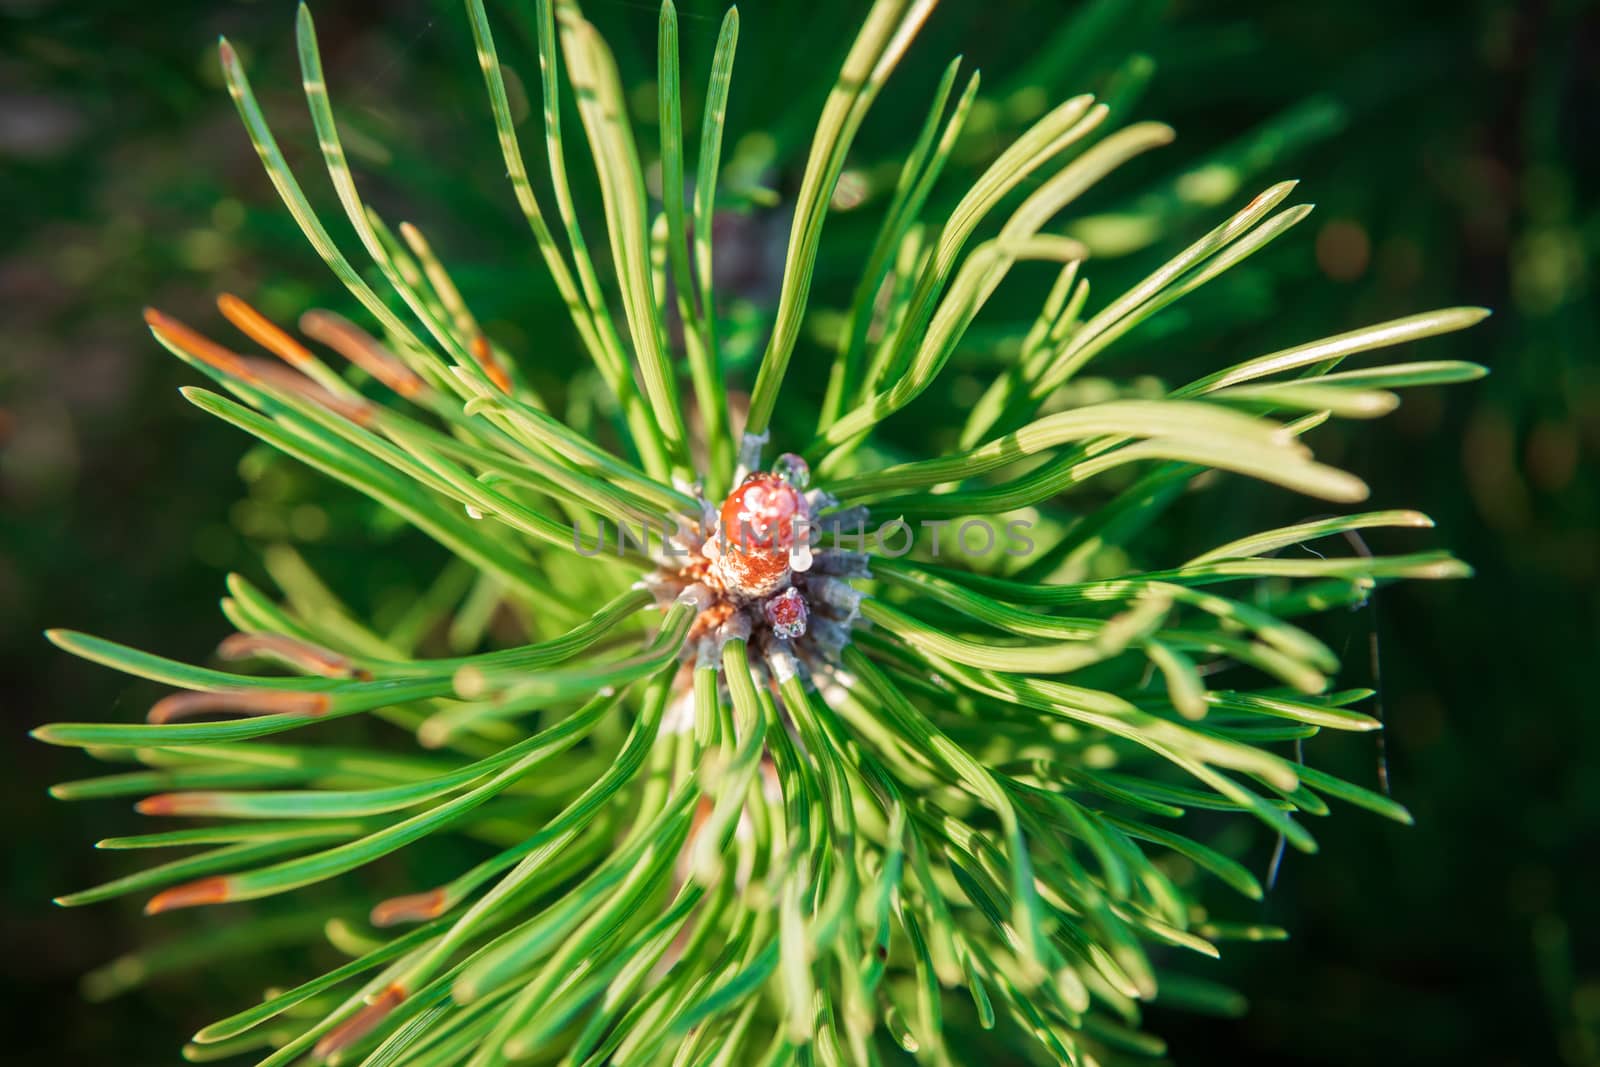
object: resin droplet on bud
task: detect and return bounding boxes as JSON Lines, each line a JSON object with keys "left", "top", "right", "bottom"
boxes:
{"left": 771, "top": 452, "right": 810, "bottom": 491}
{"left": 763, "top": 587, "right": 808, "bottom": 640}
{"left": 720, "top": 472, "right": 804, "bottom": 552}
{"left": 710, "top": 472, "right": 811, "bottom": 598}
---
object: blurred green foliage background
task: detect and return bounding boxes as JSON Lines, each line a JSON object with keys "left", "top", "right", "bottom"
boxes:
{"left": 2, "top": 0, "right": 1594, "bottom": 1063}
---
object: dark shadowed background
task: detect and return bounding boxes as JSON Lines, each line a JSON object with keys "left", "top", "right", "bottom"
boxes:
{"left": 2, "top": 0, "right": 1595, "bottom": 1063}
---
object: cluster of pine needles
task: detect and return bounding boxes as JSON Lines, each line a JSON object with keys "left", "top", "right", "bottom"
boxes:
{"left": 37, "top": 0, "right": 1486, "bottom": 1064}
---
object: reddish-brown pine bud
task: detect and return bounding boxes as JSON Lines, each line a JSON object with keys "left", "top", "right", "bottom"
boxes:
{"left": 712, "top": 473, "right": 809, "bottom": 598}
